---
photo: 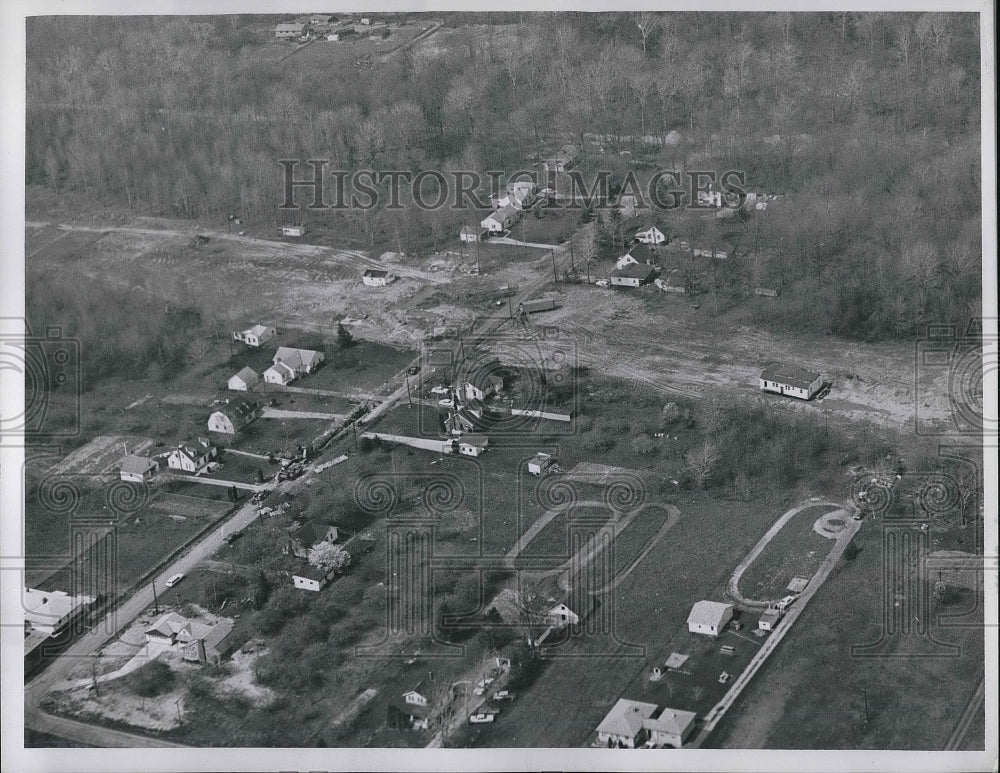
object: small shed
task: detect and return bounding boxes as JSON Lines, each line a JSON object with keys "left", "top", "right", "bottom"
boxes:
{"left": 759, "top": 366, "right": 823, "bottom": 401}
{"left": 281, "top": 225, "right": 306, "bottom": 237}
{"left": 120, "top": 455, "right": 158, "bottom": 484}
{"left": 528, "top": 452, "right": 555, "bottom": 476}
{"left": 458, "top": 435, "right": 488, "bottom": 457}
{"left": 363, "top": 269, "right": 395, "bottom": 287}
{"left": 460, "top": 225, "right": 487, "bottom": 243}
{"left": 228, "top": 366, "right": 260, "bottom": 392}
{"left": 758, "top": 609, "right": 782, "bottom": 631}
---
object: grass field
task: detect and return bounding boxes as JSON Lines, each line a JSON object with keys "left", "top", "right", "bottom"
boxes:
{"left": 736, "top": 504, "right": 837, "bottom": 602}
{"left": 707, "top": 518, "right": 985, "bottom": 750}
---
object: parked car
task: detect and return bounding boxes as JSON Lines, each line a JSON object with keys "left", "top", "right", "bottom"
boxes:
{"left": 469, "top": 712, "right": 495, "bottom": 724}
{"left": 595, "top": 279, "right": 609, "bottom": 288}
{"left": 775, "top": 594, "right": 798, "bottom": 611}
{"left": 407, "top": 365, "right": 420, "bottom": 375}
{"left": 493, "top": 690, "right": 515, "bottom": 701}
{"left": 430, "top": 386, "right": 450, "bottom": 396}
{"left": 165, "top": 573, "right": 185, "bottom": 588}
{"left": 438, "top": 399, "right": 454, "bottom": 407}
{"left": 718, "top": 671, "right": 731, "bottom": 684}
{"left": 224, "top": 531, "right": 244, "bottom": 545}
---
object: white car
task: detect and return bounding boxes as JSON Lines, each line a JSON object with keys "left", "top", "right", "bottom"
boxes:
{"left": 469, "top": 712, "right": 495, "bottom": 724}
{"left": 775, "top": 594, "right": 797, "bottom": 611}
{"left": 595, "top": 279, "right": 609, "bottom": 288}
{"left": 438, "top": 399, "right": 454, "bottom": 407}
{"left": 430, "top": 386, "right": 450, "bottom": 396}
{"left": 165, "top": 573, "right": 185, "bottom": 588}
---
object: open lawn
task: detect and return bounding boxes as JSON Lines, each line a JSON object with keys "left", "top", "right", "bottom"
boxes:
{"left": 708, "top": 518, "right": 984, "bottom": 749}
{"left": 736, "top": 504, "right": 837, "bottom": 603}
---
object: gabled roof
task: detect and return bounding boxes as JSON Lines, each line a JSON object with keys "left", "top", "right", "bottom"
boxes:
{"left": 216, "top": 400, "right": 258, "bottom": 423}
{"left": 596, "top": 699, "right": 658, "bottom": 738}
{"left": 364, "top": 269, "right": 389, "bottom": 278}
{"left": 146, "top": 612, "right": 191, "bottom": 639}
{"left": 460, "top": 434, "right": 488, "bottom": 448}
{"left": 611, "top": 264, "right": 657, "bottom": 280}
{"left": 246, "top": 324, "right": 272, "bottom": 337}
{"left": 291, "top": 519, "right": 334, "bottom": 549}
{"left": 687, "top": 600, "right": 733, "bottom": 627}
{"left": 174, "top": 441, "right": 212, "bottom": 461}
{"left": 487, "top": 206, "right": 518, "bottom": 222}
{"left": 461, "top": 225, "right": 485, "bottom": 235}
{"left": 760, "top": 366, "right": 821, "bottom": 390}
{"left": 231, "top": 366, "right": 259, "bottom": 382}
{"left": 625, "top": 243, "right": 656, "bottom": 264}
{"left": 266, "top": 361, "right": 297, "bottom": 379}
{"left": 120, "top": 455, "right": 157, "bottom": 475}
{"left": 293, "top": 563, "right": 331, "bottom": 582}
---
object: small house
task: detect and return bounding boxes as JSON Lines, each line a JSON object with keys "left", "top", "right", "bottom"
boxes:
{"left": 460, "top": 225, "right": 487, "bottom": 243}
{"left": 546, "top": 603, "right": 580, "bottom": 628}
{"left": 696, "top": 181, "right": 723, "bottom": 208}
{"left": 23, "top": 588, "right": 96, "bottom": 638}
{"left": 286, "top": 519, "right": 340, "bottom": 559}
{"left": 390, "top": 685, "right": 431, "bottom": 730}
{"left": 615, "top": 253, "right": 639, "bottom": 270}
{"left": 232, "top": 324, "right": 276, "bottom": 347}
{"left": 687, "top": 600, "right": 733, "bottom": 638}
{"left": 264, "top": 361, "right": 297, "bottom": 385}
{"left": 228, "top": 366, "right": 260, "bottom": 392}
{"left": 363, "top": 269, "right": 395, "bottom": 287}
{"left": 609, "top": 264, "right": 657, "bottom": 288}
{"left": 481, "top": 206, "right": 518, "bottom": 234}
{"left": 528, "top": 453, "right": 555, "bottom": 476}
{"left": 458, "top": 435, "right": 488, "bottom": 457}
{"left": 464, "top": 373, "right": 503, "bottom": 402}
{"left": 758, "top": 609, "right": 782, "bottom": 631}
{"left": 167, "top": 438, "right": 217, "bottom": 473}
{"left": 759, "top": 366, "right": 823, "bottom": 401}
{"left": 119, "top": 455, "right": 158, "bottom": 484}
{"left": 281, "top": 225, "right": 306, "bottom": 237}
{"left": 635, "top": 226, "right": 667, "bottom": 245}
{"left": 292, "top": 564, "right": 334, "bottom": 592}
{"left": 271, "top": 347, "right": 325, "bottom": 378}
{"left": 595, "top": 699, "right": 657, "bottom": 748}
{"left": 642, "top": 707, "right": 697, "bottom": 749}
{"left": 208, "top": 400, "right": 261, "bottom": 435}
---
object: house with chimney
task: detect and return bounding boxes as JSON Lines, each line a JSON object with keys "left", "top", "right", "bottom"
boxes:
{"left": 232, "top": 324, "right": 276, "bottom": 347}
{"left": 264, "top": 347, "right": 325, "bottom": 385}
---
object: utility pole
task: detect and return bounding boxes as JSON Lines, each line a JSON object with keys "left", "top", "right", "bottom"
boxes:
{"left": 151, "top": 580, "right": 159, "bottom": 615}
{"left": 405, "top": 373, "right": 412, "bottom": 407}
{"left": 551, "top": 250, "right": 558, "bottom": 283}
{"left": 569, "top": 239, "right": 575, "bottom": 274}
{"left": 352, "top": 422, "right": 358, "bottom": 449}
{"left": 862, "top": 687, "right": 869, "bottom": 724}
{"left": 475, "top": 239, "right": 480, "bottom": 274}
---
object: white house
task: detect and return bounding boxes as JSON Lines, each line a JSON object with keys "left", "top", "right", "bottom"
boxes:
{"left": 232, "top": 325, "right": 276, "bottom": 347}
{"left": 596, "top": 699, "right": 657, "bottom": 748}
{"left": 292, "top": 564, "right": 334, "bottom": 592}
{"left": 167, "top": 438, "right": 217, "bottom": 473}
{"left": 264, "top": 361, "right": 297, "bottom": 385}
{"left": 642, "top": 707, "right": 697, "bottom": 748}
{"left": 24, "top": 588, "right": 96, "bottom": 638}
{"left": 265, "top": 347, "right": 325, "bottom": 385}
{"left": 546, "top": 603, "right": 580, "bottom": 628}
{"left": 458, "top": 435, "right": 488, "bottom": 457}
{"left": 119, "top": 455, "right": 158, "bottom": 483}
{"left": 207, "top": 400, "right": 260, "bottom": 435}
{"left": 460, "top": 225, "right": 487, "bottom": 243}
{"left": 696, "top": 182, "right": 723, "bottom": 208}
{"left": 687, "top": 600, "right": 733, "bottom": 637}
{"left": 759, "top": 367, "right": 823, "bottom": 401}
{"left": 281, "top": 225, "right": 306, "bottom": 237}
{"left": 615, "top": 253, "right": 639, "bottom": 270}
{"left": 228, "top": 366, "right": 260, "bottom": 392}
{"left": 363, "top": 269, "right": 395, "bottom": 287}
{"left": 528, "top": 453, "right": 555, "bottom": 476}
{"left": 393, "top": 687, "right": 431, "bottom": 730}
{"left": 463, "top": 373, "right": 503, "bottom": 402}
{"left": 635, "top": 226, "right": 667, "bottom": 245}
{"left": 609, "top": 264, "right": 656, "bottom": 288}
{"left": 481, "top": 206, "right": 518, "bottom": 234}
{"left": 542, "top": 145, "right": 577, "bottom": 174}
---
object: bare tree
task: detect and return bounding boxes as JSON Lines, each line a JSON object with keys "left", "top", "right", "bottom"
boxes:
{"left": 685, "top": 441, "right": 720, "bottom": 489}
{"left": 634, "top": 12, "right": 662, "bottom": 56}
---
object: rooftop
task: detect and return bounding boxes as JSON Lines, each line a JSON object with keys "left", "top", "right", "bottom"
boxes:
{"left": 120, "top": 454, "right": 157, "bottom": 475}
{"left": 760, "top": 365, "right": 821, "bottom": 390}
{"left": 596, "top": 698, "right": 658, "bottom": 738}
{"left": 687, "top": 600, "right": 733, "bottom": 627}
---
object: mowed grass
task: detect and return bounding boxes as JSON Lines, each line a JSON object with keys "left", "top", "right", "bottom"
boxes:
{"left": 707, "top": 520, "right": 985, "bottom": 750}
{"left": 736, "top": 504, "right": 837, "bottom": 603}
{"left": 482, "top": 496, "right": 788, "bottom": 747}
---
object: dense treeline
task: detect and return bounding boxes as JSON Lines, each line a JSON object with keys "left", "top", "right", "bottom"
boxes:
{"left": 26, "top": 12, "right": 981, "bottom": 341}
{"left": 26, "top": 272, "right": 203, "bottom": 388}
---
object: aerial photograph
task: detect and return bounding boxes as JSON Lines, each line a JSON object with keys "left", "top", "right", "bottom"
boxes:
{"left": 2, "top": 5, "right": 995, "bottom": 771}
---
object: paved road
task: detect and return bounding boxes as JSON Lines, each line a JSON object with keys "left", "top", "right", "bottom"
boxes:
{"left": 24, "top": 494, "right": 269, "bottom": 745}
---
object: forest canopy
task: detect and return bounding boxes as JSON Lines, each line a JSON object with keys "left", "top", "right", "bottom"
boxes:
{"left": 26, "top": 12, "right": 982, "bottom": 342}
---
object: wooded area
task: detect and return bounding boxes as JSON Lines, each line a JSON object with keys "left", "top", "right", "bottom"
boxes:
{"left": 26, "top": 12, "right": 981, "bottom": 342}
